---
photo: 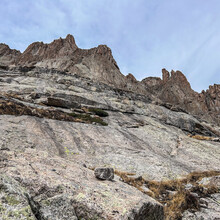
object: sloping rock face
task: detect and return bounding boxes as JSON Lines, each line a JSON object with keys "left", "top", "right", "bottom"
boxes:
{"left": 0, "top": 150, "right": 163, "bottom": 220}
{"left": 0, "top": 66, "right": 220, "bottom": 219}
{"left": 0, "top": 35, "right": 220, "bottom": 219}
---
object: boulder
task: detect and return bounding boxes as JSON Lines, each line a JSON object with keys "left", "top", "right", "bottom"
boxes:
{"left": 94, "top": 167, "right": 114, "bottom": 180}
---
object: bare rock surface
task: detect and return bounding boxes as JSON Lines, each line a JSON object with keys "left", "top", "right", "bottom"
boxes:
{"left": 0, "top": 149, "right": 164, "bottom": 220}
{"left": 0, "top": 175, "right": 36, "bottom": 219}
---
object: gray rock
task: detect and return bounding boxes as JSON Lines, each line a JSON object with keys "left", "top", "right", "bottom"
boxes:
{"left": 127, "top": 200, "right": 164, "bottom": 220}
{"left": 0, "top": 67, "right": 220, "bottom": 219}
{"left": 0, "top": 149, "right": 163, "bottom": 219}
{"left": 94, "top": 167, "right": 114, "bottom": 180}
{"left": 185, "top": 183, "right": 194, "bottom": 190}
{"left": 0, "top": 175, "right": 36, "bottom": 220}
{"left": 44, "top": 97, "right": 81, "bottom": 109}
{"left": 199, "top": 176, "right": 220, "bottom": 189}
{"left": 37, "top": 195, "right": 78, "bottom": 220}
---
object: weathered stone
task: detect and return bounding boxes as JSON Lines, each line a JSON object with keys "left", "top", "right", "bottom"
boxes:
{"left": 94, "top": 167, "right": 114, "bottom": 180}
{"left": 127, "top": 200, "right": 164, "bottom": 220}
{"left": 0, "top": 175, "right": 36, "bottom": 220}
{"left": 182, "top": 193, "right": 220, "bottom": 220}
{"left": 1, "top": 35, "right": 220, "bottom": 125}
{"left": 126, "top": 73, "right": 137, "bottom": 83}
{"left": 0, "top": 149, "right": 164, "bottom": 219}
{"left": 44, "top": 97, "right": 81, "bottom": 109}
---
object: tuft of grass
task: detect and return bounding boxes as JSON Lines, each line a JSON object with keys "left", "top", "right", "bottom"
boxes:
{"left": 88, "top": 108, "right": 109, "bottom": 117}
{"left": 69, "top": 112, "right": 108, "bottom": 126}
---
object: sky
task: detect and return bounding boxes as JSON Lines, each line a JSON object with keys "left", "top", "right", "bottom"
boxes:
{"left": 0, "top": 0, "right": 219, "bottom": 92}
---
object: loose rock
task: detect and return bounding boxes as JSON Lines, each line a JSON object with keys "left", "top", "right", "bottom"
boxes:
{"left": 94, "top": 167, "right": 114, "bottom": 180}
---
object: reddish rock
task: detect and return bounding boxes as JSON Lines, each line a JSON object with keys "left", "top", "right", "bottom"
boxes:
{"left": 150, "top": 69, "right": 220, "bottom": 125}
{"left": 200, "top": 84, "right": 220, "bottom": 123}
{"left": 16, "top": 34, "right": 78, "bottom": 66}
{"left": 162, "top": 68, "right": 170, "bottom": 82}
{"left": 142, "top": 77, "right": 162, "bottom": 86}
{"left": 126, "top": 73, "right": 137, "bottom": 83}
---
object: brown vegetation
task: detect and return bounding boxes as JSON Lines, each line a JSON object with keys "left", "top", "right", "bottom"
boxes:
{"left": 0, "top": 97, "right": 108, "bottom": 126}
{"left": 188, "top": 134, "right": 220, "bottom": 142}
{"left": 189, "top": 134, "right": 213, "bottom": 141}
{"left": 115, "top": 170, "right": 220, "bottom": 220}
{"left": 68, "top": 112, "right": 108, "bottom": 126}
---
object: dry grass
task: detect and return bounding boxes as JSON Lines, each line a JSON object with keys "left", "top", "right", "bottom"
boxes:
{"left": 114, "top": 170, "right": 220, "bottom": 220}
{"left": 114, "top": 169, "right": 136, "bottom": 177}
{"left": 0, "top": 96, "right": 108, "bottom": 126}
{"left": 89, "top": 166, "right": 220, "bottom": 219}
{"left": 189, "top": 134, "right": 213, "bottom": 141}
{"left": 68, "top": 112, "right": 108, "bottom": 126}
{"left": 186, "top": 170, "right": 220, "bottom": 182}
{"left": 165, "top": 190, "right": 200, "bottom": 219}
{"left": 88, "top": 108, "right": 109, "bottom": 117}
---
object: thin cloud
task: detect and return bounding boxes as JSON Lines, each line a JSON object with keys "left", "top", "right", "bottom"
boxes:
{"left": 0, "top": 0, "right": 219, "bottom": 92}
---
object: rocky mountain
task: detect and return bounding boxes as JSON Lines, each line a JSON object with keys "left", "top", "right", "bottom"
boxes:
{"left": 1, "top": 34, "right": 127, "bottom": 89}
{"left": 0, "top": 35, "right": 220, "bottom": 219}
{"left": 1, "top": 35, "right": 219, "bottom": 126}
{"left": 142, "top": 69, "right": 220, "bottom": 127}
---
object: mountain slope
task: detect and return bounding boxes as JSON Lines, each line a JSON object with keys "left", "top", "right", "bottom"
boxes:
{"left": 0, "top": 35, "right": 220, "bottom": 219}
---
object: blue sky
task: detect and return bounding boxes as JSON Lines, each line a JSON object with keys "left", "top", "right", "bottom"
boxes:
{"left": 0, "top": 0, "right": 219, "bottom": 92}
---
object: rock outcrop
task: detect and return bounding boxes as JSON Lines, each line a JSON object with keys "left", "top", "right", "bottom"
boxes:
{"left": 16, "top": 34, "right": 78, "bottom": 65}
{"left": 142, "top": 69, "right": 220, "bottom": 125}
{"left": 0, "top": 44, "right": 21, "bottom": 67}
{"left": 200, "top": 84, "right": 220, "bottom": 122}
{"left": 0, "top": 35, "right": 220, "bottom": 219}
{"left": 14, "top": 35, "right": 127, "bottom": 89}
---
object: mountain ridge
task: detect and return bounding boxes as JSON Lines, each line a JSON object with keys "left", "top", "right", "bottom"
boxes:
{"left": 0, "top": 34, "right": 219, "bottom": 126}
